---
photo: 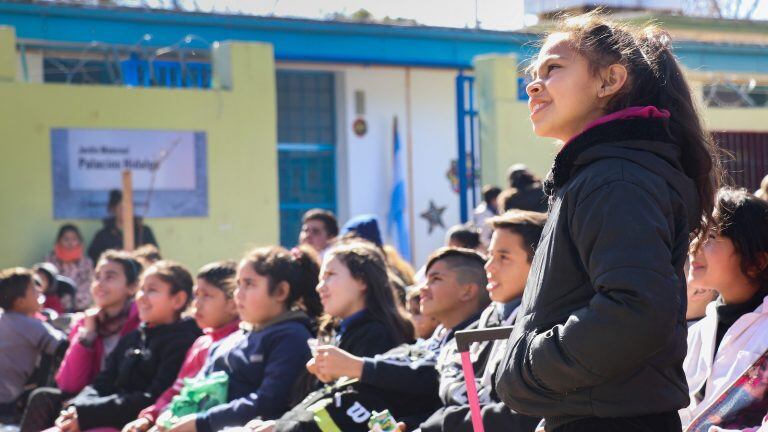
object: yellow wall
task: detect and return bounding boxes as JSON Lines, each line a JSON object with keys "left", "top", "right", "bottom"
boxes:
{"left": 474, "top": 54, "right": 557, "bottom": 186}
{"left": 475, "top": 55, "right": 768, "bottom": 187}
{"left": 0, "top": 27, "right": 278, "bottom": 271}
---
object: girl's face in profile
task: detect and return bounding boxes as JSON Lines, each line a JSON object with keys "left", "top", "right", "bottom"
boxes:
{"left": 526, "top": 33, "right": 607, "bottom": 142}
{"left": 690, "top": 234, "right": 756, "bottom": 303}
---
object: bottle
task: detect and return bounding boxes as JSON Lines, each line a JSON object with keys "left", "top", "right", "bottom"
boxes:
{"left": 368, "top": 409, "right": 398, "bottom": 432}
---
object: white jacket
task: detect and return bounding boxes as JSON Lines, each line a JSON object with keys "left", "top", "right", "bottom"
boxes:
{"left": 680, "top": 294, "right": 768, "bottom": 429}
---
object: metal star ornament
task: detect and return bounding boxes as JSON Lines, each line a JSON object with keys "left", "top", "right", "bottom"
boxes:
{"left": 420, "top": 200, "right": 447, "bottom": 234}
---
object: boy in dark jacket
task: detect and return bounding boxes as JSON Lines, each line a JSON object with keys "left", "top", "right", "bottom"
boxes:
{"left": 419, "top": 211, "right": 547, "bottom": 432}
{"left": 54, "top": 261, "right": 199, "bottom": 431}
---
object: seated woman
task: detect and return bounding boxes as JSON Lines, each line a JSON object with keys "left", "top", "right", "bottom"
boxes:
{"left": 44, "top": 223, "right": 94, "bottom": 311}
{"left": 681, "top": 188, "right": 768, "bottom": 431}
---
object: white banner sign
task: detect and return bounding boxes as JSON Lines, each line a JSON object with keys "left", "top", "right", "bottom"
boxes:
{"left": 67, "top": 129, "right": 197, "bottom": 191}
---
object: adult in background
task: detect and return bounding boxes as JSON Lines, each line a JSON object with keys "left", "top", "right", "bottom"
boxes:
{"left": 500, "top": 164, "right": 548, "bottom": 213}
{"left": 44, "top": 224, "right": 93, "bottom": 311}
{"left": 298, "top": 209, "right": 339, "bottom": 258}
{"left": 88, "top": 190, "right": 158, "bottom": 263}
{"left": 473, "top": 185, "right": 501, "bottom": 246}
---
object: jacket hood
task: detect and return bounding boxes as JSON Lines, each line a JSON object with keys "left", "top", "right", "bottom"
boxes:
{"left": 240, "top": 309, "right": 314, "bottom": 333}
{"left": 142, "top": 316, "right": 201, "bottom": 340}
{"left": 546, "top": 118, "right": 701, "bottom": 231}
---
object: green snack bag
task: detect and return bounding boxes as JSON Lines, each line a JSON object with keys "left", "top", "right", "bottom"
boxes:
{"left": 158, "top": 371, "right": 229, "bottom": 428}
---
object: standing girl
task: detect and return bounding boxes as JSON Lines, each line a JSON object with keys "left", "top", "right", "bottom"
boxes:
{"left": 494, "top": 11, "right": 720, "bottom": 432}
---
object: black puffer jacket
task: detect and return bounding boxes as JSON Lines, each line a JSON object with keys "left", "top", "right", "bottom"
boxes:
{"left": 495, "top": 118, "right": 699, "bottom": 430}
{"left": 69, "top": 318, "right": 201, "bottom": 430}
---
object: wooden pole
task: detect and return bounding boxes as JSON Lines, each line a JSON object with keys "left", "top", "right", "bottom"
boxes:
{"left": 405, "top": 67, "right": 416, "bottom": 264}
{"left": 122, "top": 170, "right": 135, "bottom": 251}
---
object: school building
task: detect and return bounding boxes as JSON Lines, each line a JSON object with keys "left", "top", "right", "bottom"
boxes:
{"left": 0, "top": 1, "right": 766, "bottom": 270}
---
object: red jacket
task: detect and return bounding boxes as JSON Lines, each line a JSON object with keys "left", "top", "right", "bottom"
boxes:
{"left": 55, "top": 303, "right": 140, "bottom": 394}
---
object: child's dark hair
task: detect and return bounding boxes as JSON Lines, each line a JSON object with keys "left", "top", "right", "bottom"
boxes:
{"left": 489, "top": 210, "right": 548, "bottom": 262}
{"left": 482, "top": 185, "right": 501, "bottom": 206}
{"left": 132, "top": 244, "right": 162, "bottom": 266}
{"left": 197, "top": 260, "right": 238, "bottom": 298}
{"left": 713, "top": 187, "right": 768, "bottom": 289}
{"left": 326, "top": 242, "right": 414, "bottom": 344}
{"left": 544, "top": 10, "right": 722, "bottom": 242}
{"left": 56, "top": 223, "right": 83, "bottom": 244}
{"left": 98, "top": 250, "right": 143, "bottom": 286}
{"left": 0, "top": 267, "right": 34, "bottom": 310}
{"left": 425, "top": 247, "right": 490, "bottom": 309}
{"left": 302, "top": 209, "right": 339, "bottom": 238}
{"left": 144, "top": 260, "right": 194, "bottom": 311}
{"left": 242, "top": 245, "right": 323, "bottom": 318}
{"left": 446, "top": 225, "right": 481, "bottom": 250}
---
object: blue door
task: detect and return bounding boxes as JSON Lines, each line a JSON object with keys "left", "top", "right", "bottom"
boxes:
{"left": 277, "top": 70, "right": 337, "bottom": 247}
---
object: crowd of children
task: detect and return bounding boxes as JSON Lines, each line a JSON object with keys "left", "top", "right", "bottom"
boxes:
{"left": 3, "top": 9, "right": 768, "bottom": 432}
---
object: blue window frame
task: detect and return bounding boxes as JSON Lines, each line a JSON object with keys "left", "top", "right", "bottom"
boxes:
{"left": 277, "top": 70, "right": 337, "bottom": 247}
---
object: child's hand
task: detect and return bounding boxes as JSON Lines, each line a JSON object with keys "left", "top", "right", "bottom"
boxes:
{"left": 251, "top": 420, "right": 276, "bottom": 432}
{"left": 315, "top": 346, "right": 364, "bottom": 381}
{"left": 306, "top": 357, "right": 318, "bottom": 375}
{"left": 55, "top": 406, "right": 81, "bottom": 432}
{"left": 123, "top": 417, "right": 153, "bottom": 432}
{"left": 166, "top": 414, "right": 197, "bottom": 432}
{"left": 82, "top": 308, "right": 100, "bottom": 333}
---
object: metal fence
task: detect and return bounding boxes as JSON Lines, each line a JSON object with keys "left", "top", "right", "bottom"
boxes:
{"left": 713, "top": 131, "right": 768, "bottom": 191}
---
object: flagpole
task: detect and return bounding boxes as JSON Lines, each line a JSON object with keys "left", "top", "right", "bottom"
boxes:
{"left": 405, "top": 67, "right": 416, "bottom": 264}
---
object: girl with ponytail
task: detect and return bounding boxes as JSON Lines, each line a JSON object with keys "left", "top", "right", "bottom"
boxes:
{"left": 494, "top": 10, "right": 722, "bottom": 432}
{"left": 163, "top": 246, "right": 321, "bottom": 432}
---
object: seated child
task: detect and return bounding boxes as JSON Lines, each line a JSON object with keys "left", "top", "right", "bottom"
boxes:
{"left": 162, "top": 246, "right": 323, "bottom": 432}
{"left": 34, "top": 262, "right": 77, "bottom": 315}
{"left": 418, "top": 210, "right": 546, "bottom": 432}
{"left": 51, "top": 261, "right": 201, "bottom": 431}
{"left": 313, "top": 241, "right": 413, "bottom": 358}
{"left": 122, "top": 261, "right": 241, "bottom": 432}
{"left": 57, "top": 251, "right": 143, "bottom": 394}
{"left": 20, "top": 251, "right": 142, "bottom": 431}
{"left": 407, "top": 288, "right": 438, "bottom": 341}
{"left": 254, "top": 247, "right": 490, "bottom": 432}
{"left": 0, "top": 267, "right": 67, "bottom": 424}
{"left": 681, "top": 188, "right": 768, "bottom": 430}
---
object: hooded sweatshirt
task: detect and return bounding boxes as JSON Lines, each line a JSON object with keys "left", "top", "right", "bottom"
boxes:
{"left": 194, "top": 311, "right": 315, "bottom": 432}
{"left": 69, "top": 318, "right": 201, "bottom": 430}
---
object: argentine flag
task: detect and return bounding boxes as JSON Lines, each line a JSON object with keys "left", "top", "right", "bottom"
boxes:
{"left": 388, "top": 116, "right": 411, "bottom": 262}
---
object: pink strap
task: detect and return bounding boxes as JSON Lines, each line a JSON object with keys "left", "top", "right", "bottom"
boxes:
{"left": 460, "top": 351, "right": 485, "bottom": 432}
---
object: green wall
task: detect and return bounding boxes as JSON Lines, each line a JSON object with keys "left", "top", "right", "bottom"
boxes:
{"left": 0, "top": 27, "right": 279, "bottom": 271}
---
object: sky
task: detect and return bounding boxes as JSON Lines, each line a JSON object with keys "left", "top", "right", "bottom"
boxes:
{"left": 136, "top": 0, "right": 768, "bottom": 31}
